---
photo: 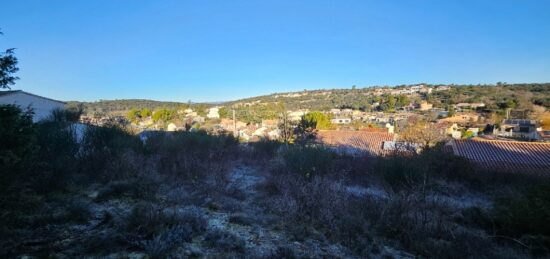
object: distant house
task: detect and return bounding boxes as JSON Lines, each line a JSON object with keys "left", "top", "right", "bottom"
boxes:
{"left": 317, "top": 130, "right": 395, "bottom": 156}
{"left": 252, "top": 127, "right": 267, "bottom": 137}
{"left": 331, "top": 118, "right": 351, "bottom": 124}
{"left": 193, "top": 116, "right": 205, "bottom": 123}
{"left": 466, "top": 127, "right": 480, "bottom": 137}
{"left": 261, "top": 119, "right": 279, "bottom": 128}
{"left": 539, "top": 130, "right": 550, "bottom": 142}
{"left": 435, "top": 85, "right": 451, "bottom": 91}
{"left": 0, "top": 90, "right": 65, "bottom": 122}
{"left": 267, "top": 129, "right": 281, "bottom": 140}
{"left": 448, "top": 139, "right": 550, "bottom": 175}
{"left": 417, "top": 101, "right": 433, "bottom": 111}
{"left": 439, "top": 113, "right": 479, "bottom": 125}
{"left": 329, "top": 108, "right": 341, "bottom": 115}
{"left": 454, "top": 103, "right": 485, "bottom": 111}
{"left": 220, "top": 119, "right": 247, "bottom": 132}
{"left": 207, "top": 107, "right": 220, "bottom": 119}
{"left": 287, "top": 109, "right": 308, "bottom": 121}
{"left": 494, "top": 119, "right": 541, "bottom": 140}
{"left": 438, "top": 122, "right": 462, "bottom": 139}
{"left": 166, "top": 123, "right": 178, "bottom": 132}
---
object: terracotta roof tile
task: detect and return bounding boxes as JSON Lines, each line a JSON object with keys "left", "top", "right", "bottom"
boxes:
{"left": 317, "top": 130, "right": 395, "bottom": 156}
{"left": 451, "top": 139, "right": 550, "bottom": 174}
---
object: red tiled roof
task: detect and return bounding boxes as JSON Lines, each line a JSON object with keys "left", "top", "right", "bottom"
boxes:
{"left": 450, "top": 139, "right": 550, "bottom": 174}
{"left": 317, "top": 130, "right": 395, "bottom": 156}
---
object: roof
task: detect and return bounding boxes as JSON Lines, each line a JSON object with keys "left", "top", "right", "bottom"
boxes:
{"left": 450, "top": 139, "right": 550, "bottom": 174}
{"left": 0, "top": 90, "right": 20, "bottom": 96}
{"left": 317, "top": 130, "right": 395, "bottom": 156}
{"left": 0, "top": 90, "right": 65, "bottom": 104}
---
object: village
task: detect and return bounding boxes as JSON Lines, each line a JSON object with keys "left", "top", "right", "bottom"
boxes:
{"left": 4, "top": 84, "right": 548, "bottom": 176}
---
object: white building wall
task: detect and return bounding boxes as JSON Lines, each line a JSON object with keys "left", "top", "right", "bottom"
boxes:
{"left": 0, "top": 92, "right": 65, "bottom": 122}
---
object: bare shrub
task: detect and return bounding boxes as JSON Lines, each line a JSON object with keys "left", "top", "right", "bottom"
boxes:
{"left": 204, "top": 229, "right": 246, "bottom": 253}
{"left": 249, "top": 139, "right": 281, "bottom": 159}
{"left": 125, "top": 202, "right": 207, "bottom": 240}
{"left": 64, "top": 198, "right": 92, "bottom": 223}
{"left": 228, "top": 212, "right": 254, "bottom": 226}
{"left": 141, "top": 224, "right": 194, "bottom": 258}
{"left": 144, "top": 131, "right": 237, "bottom": 184}
{"left": 280, "top": 145, "right": 338, "bottom": 179}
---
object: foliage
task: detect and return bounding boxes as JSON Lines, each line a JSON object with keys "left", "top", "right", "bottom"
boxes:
{"left": 398, "top": 119, "right": 446, "bottom": 150}
{"left": 141, "top": 108, "right": 152, "bottom": 117}
{"left": 0, "top": 105, "right": 37, "bottom": 221}
{"left": 0, "top": 105, "right": 35, "bottom": 175}
{"left": 0, "top": 30, "right": 19, "bottom": 89}
{"left": 152, "top": 108, "right": 176, "bottom": 123}
{"left": 127, "top": 108, "right": 141, "bottom": 122}
{"left": 299, "top": 111, "right": 332, "bottom": 130}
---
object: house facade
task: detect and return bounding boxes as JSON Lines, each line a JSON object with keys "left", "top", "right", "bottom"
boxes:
{"left": 494, "top": 119, "right": 541, "bottom": 140}
{"left": 0, "top": 90, "right": 65, "bottom": 122}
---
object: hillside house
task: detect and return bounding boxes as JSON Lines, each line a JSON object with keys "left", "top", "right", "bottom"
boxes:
{"left": 439, "top": 113, "right": 479, "bottom": 125}
{"left": 417, "top": 101, "right": 433, "bottom": 111}
{"left": 287, "top": 110, "right": 308, "bottom": 121}
{"left": 494, "top": 119, "right": 541, "bottom": 140}
{"left": 538, "top": 130, "right": 550, "bottom": 142}
{"left": 0, "top": 90, "right": 65, "bottom": 122}
{"left": 331, "top": 117, "right": 351, "bottom": 124}
{"left": 435, "top": 85, "right": 451, "bottom": 91}
{"left": 455, "top": 103, "right": 485, "bottom": 111}
{"left": 261, "top": 119, "right": 279, "bottom": 128}
{"left": 220, "top": 119, "right": 247, "bottom": 132}
{"left": 207, "top": 107, "right": 220, "bottom": 119}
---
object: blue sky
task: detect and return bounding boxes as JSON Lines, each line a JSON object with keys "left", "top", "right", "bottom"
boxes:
{"left": 1, "top": 0, "right": 549, "bottom": 102}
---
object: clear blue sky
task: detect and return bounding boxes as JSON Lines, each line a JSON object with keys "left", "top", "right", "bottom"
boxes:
{"left": 1, "top": 0, "right": 550, "bottom": 102}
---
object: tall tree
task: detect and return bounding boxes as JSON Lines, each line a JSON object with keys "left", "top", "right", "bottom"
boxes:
{"left": 0, "top": 30, "right": 19, "bottom": 89}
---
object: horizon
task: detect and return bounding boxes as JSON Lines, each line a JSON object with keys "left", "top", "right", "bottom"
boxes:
{"left": 61, "top": 81, "right": 548, "bottom": 104}
{"left": 2, "top": 0, "right": 550, "bottom": 102}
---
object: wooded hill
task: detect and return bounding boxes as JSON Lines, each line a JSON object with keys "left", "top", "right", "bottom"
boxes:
{"left": 67, "top": 83, "right": 550, "bottom": 117}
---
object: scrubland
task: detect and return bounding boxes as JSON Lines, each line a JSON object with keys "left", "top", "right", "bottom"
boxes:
{"left": 1, "top": 107, "right": 549, "bottom": 258}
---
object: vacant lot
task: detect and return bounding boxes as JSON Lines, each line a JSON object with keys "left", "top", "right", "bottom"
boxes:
{"left": 1, "top": 110, "right": 549, "bottom": 258}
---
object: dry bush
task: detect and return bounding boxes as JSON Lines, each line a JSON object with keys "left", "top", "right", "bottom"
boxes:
{"left": 144, "top": 131, "right": 238, "bottom": 185}
{"left": 203, "top": 229, "right": 246, "bottom": 254}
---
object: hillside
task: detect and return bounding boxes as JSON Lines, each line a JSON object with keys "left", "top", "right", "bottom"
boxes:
{"left": 68, "top": 83, "right": 550, "bottom": 117}
{"left": 227, "top": 83, "right": 550, "bottom": 111}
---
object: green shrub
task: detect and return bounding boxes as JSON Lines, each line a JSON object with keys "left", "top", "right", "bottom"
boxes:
{"left": 0, "top": 105, "right": 35, "bottom": 187}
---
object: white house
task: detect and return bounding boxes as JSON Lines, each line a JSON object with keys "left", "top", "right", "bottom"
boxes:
{"left": 166, "top": 123, "right": 178, "bottom": 132}
{"left": 0, "top": 90, "right": 65, "bottom": 122}
{"left": 331, "top": 117, "right": 351, "bottom": 124}
{"left": 207, "top": 107, "right": 220, "bottom": 119}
